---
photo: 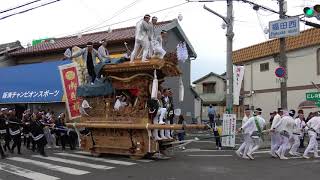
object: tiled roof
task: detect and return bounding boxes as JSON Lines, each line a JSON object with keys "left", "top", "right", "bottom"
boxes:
{"left": 232, "top": 28, "right": 320, "bottom": 64}
{"left": 9, "top": 20, "right": 173, "bottom": 57}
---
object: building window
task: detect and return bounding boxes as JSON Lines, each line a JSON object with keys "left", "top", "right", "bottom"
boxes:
{"left": 317, "top": 48, "right": 320, "bottom": 75}
{"left": 260, "top": 62, "right": 269, "bottom": 72}
{"left": 203, "top": 82, "right": 216, "bottom": 93}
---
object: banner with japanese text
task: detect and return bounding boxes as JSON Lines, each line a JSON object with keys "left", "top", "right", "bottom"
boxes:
{"left": 233, "top": 66, "right": 245, "bottom": 105}
{"left": 221, "top": 114, "right": 236, "bottom": 147}
{"left": 59, "top": 63, "right": 81, "bottom": 120}
{"left": 0, "top": 60, "right": 71, "bottom": 103}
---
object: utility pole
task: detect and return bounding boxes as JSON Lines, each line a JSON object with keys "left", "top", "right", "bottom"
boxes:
{"left": 226, "top": 0, "right": 234, "bottom": 113}
{"left": 204, "top": 0, "right": 234, "bottom": 113}
{"left": 279, "top": 0, "right": 287, "bottom": 109}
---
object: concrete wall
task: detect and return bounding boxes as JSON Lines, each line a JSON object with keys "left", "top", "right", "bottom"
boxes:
{"left": 242, "top": 45, "right": 320, "bottom": 120}
{"left": 194, "top": 98, "right": 202, "bottom": 124}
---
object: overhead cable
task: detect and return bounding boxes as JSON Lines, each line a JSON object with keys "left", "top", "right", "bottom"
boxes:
{"left": 0, "top": 0, "right": 61, "bottom": 21}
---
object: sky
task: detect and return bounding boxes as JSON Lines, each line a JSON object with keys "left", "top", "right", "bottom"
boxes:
{"left": 0, "top": 0, "right": 319, "bottom": 82}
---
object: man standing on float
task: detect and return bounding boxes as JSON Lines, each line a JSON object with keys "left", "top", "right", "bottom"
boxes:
{"left": 130, "top": 14, "right": 151, "bottom": 63}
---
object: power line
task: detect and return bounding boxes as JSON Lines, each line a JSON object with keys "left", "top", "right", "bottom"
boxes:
{"left": 255, "top": 12, "right": 277, "bottom": 55}
{"left": 76, "top": 0, "right": 142, "bottom": 35}
{"left": 57, "top": 1, "right": 189, "bottom": 38}
{"left": 0, "top": 0, "right": 43, "bottom": 14}
{"left": 77, "top": 1, "right": 189, "bottom": 35}
{"left": 0, "top": 0, "right": 62, "bottom": 21}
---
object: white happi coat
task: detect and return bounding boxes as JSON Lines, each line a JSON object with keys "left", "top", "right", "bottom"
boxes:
{"left": 293, "top": 118, "right": 306, "bottom": 136}
{"left": 241, "top": 115, "right": 266, "bottom": 136}
{"left": 271, "top": 114, "right": 282, "bottom": 131}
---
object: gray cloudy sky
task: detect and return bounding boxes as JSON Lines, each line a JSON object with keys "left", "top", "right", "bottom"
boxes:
{"left": 0, "top": 0, "right": 319, "bottom": 82}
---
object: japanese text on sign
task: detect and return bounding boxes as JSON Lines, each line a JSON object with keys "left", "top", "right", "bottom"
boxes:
{"left": 2, "top": 90, "right": 60, "bottom": 99}
{"left": 59, "top": 63, "right": 81, "bottom": 120}
{"left": 269, "top": 17, "right": 300, "bottom": 39}
{"left": 222, "top": 114, "right": 237, "bottom": 147}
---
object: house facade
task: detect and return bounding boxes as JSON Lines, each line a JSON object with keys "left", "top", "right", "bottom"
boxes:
{"left": 2, "top": 19, "right": 197, "bottom": 121}
{"left": 233, "top": 28, "right": 320, "bottom": 120}
{"left": 193, "top": 72, "right": 226, "bottom": 120}
{"left": 0, "top": 41, "right": 22, "bottom": 67}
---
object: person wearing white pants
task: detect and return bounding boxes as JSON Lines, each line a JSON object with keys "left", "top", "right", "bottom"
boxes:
{"left": 238, "top": 108, "right": 266, "bottom": 160}
{"left": 303, "top": 113, "right": 320, "bottom": 159}
{"left": 152, "top": 108, "right": 167, "bottom": 140}
{"left": 152, "top": 31, "right": 167, "bottom": 59}
{"left": 289, "top": 111, "right": 306, "bottom": 156}
{"left": 270, "top": 108, "right": 283, "bottom": 158}
{"left": 275, "top": 110, "right": 296, "bottom": 160}
{"left": 236, "top": 108, "right": 251, "bottom": 159}
{"left": 148, "top": 16, "right": 157, "bottom": 58}
{"left": 150, "top": 91, "right": 167, "bottom": 140}
{"left": 130, "top": 14, "right": 151, "bottom": 63}
{"left": 162, "top": 89, "right": 173, "bottom": 139}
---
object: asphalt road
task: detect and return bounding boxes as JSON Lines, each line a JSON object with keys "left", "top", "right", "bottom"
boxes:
{"left": 0, "top": 135, "right": 319, "bottom": 180}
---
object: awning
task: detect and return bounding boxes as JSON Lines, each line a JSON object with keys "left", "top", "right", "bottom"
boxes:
{"left": 0, "top": 60, "right": 72, "bottom": 104}
{"left": 298, "top": 100, "right": 318, "bottom": 109}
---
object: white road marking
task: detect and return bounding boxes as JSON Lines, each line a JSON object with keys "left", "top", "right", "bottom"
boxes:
{"left": 74, "top": 151, "right": 91, "bottom": 155}
{"left": 288, "top": 156, "right": 304, "bottom": 159}
{"left": 75, "top": 151, "right": 153, "bottom": 162}
{"left": 0, "top": 162, "right": 59, "bottom": 180}
{"left": 182, "top": 148, "right": 233, "bottom": 152}
{"left": 253, "top": 150, "right": 270, "bottom": 154}
{"left": 188, "top": 155, "right": 233, "bottom": 157}
{"left": 55, "top": 153, "right": 136, "bottom": 166}
{"left": 32, "top": 155, "right": 114, "bottom": 170}
{"left": 253, "top": 150, "right": 320, "bottom": 154}
{"left": 8, "top": 157, "right": 89, "bottom": 175}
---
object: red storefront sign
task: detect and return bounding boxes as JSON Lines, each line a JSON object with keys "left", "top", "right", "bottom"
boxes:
{"left": 59, "top": 63, "right": 81, "bottom": 120}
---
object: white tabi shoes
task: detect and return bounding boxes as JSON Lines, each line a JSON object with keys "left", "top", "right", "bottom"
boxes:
{"left": 289, "top": 151, "right": 301, "bottom": 157}
{"left": 159, "top": 120, "right": 166, "bottom": 125}
{"left": 242, "top": 155, "right": 250, "bottom": 160}
{"left": 279, "top": 156, "right": 289, "bottom": 160}
{"left": 303, "top": 155, "right": 310, "bottom": 159}
{"left": 235, "top": 151, "right": 243, "bottom": 158}
{"left": 165, "top": 130, "right": 173, "bottom": 139}
{"left": 246, "top": 153, "right": 255, "bottom": 160}
{"left": 160, "top": 130, "right": 168, "bottom": 140}
{"left": 270, "top": 152, "right": 278, "bottom": 158}
{"left": 153, "top": 130, "right": 162, "bottom": 141}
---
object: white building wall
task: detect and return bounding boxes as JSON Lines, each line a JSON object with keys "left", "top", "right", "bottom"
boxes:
{"left": 286, "top": 47, "right": 320, "bottom": 86}
{"left": 194, "top": 98, "right": 202, "bottom": 124}
{"left": 244, "top": 92, "right": 280, "bottom": 123}
{"left": 242, "top": 45, "right": 320, "bottom": 121}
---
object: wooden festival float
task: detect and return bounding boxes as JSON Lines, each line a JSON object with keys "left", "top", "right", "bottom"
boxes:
{"left": 66, "top": 53, "right": 206, "bottom": 159}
